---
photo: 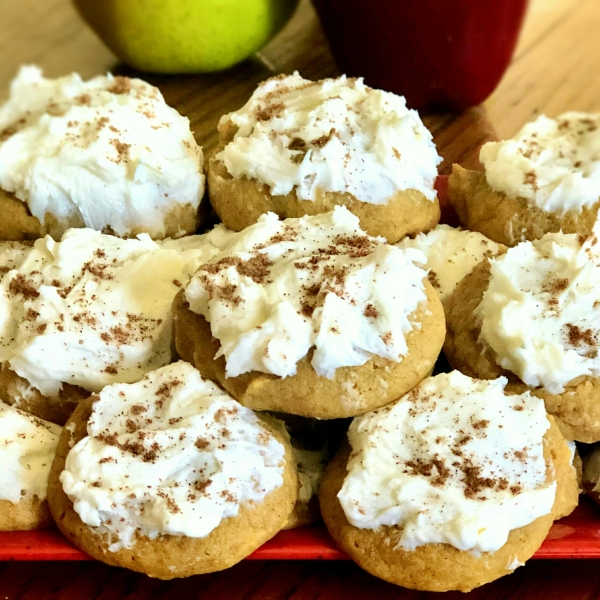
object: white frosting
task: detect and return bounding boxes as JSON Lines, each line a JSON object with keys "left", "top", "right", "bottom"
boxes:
{"left": 60, "top": 361, "right": 285, "bottom": 551}
{"left": 480, "top": 112, "right": 600, "bottom": 214}
{"left": 477, "top": 232, "right": 600, "bottom": 393}
{"left": 185, "top": 206, "right": 428, "bottom": 379}
{"left": 0, "top": 66, "right": 204, "bottom": 238}
{"left": 0, "top": 241, "right": 32, "bottom": 273}
{"left": 0, "top": 402, "right": 61, "bottom": 503}
{"left": 216, "top": 73, "right": 441, "bottom": 204}
{"left": 397, "top": 225, "right": 502, "bottom": 302}
{"left": 338, "top": 371, "right": 555, "bottom": 554}
{"left": 0, "top": 228, "right": 218, "bottom": 397}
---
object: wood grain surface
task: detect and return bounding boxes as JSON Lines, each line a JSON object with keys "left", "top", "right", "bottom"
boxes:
{"left": 2, "top": 0, "right": 600, "bottom": 597}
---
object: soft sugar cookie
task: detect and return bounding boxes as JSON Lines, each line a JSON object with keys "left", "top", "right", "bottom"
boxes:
{"left": 0, "top": 66, "right": 205, "bottom": 240}
{"left": 175, "top": 207, "right": 445, "bottom": 419}
{"left": 448, "top": 113, "right": 600, "bottom": 246}
{"left": 319, "top": 372, "right": 577, "bottom": 592}
{"left": 444, "top": 232, "right": 600, "bottom": 443}
{"left": 48, "top": 361, "right": 297, "bottom": 579}
{"left": 0, "top": 229, "right": 219, "bottom": 424}
{"left": 208, "top": 73, "right": 441, "bottom": 243}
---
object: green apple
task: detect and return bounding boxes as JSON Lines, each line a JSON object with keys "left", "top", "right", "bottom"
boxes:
{"left": 73, "top": 0, "right": 300, "bottom": 73}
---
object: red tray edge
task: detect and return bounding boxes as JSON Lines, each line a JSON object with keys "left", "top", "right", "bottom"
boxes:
{"left": 3, "top": 502, "right": 600, "bottom": 562}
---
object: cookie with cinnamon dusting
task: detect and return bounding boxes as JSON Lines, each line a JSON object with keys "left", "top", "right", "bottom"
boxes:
{"left": 319, "top": 414, "right": 576, "bottom": 592}
{"left": 448, "top": 164, "right": 600, "bottom": 246}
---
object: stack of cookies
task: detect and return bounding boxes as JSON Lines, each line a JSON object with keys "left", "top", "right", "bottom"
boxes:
{"left": 0, "top": 67, "right": 591, "bottom": 591}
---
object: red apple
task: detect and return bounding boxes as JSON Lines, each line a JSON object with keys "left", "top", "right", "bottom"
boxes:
{"left": 312, "top": 0, "right": 528, "bottom": 110}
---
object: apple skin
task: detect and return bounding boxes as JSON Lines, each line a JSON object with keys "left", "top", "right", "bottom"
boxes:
{"left": 73, "top": 0, "right": 300, "bottom": 73}
{"left": 312, "top": 0, "right": 528, "bottom": 111}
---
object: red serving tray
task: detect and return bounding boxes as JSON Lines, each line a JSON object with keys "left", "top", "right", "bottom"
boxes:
{"left": 1, "top": 499, "right": 599, "bottom": 561}
{"left": 2, "top": 175, "right": 596, "bottom": 562}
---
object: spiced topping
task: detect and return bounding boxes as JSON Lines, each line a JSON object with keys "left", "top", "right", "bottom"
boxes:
{"left": 200, "top": 253, "right": 273, "bottom": 284}
{"left": 95, "top": 430, "right": 160, "bottom": 463}
{"left": 542, "top": 278, "right": 568, "bottom": 293}
{"left": 523, "top": 170, "right": 539, "bottom": 191}
{"left": 110, "top": 138, "right": 130, "bottom": 163}
{"left": 428, "top": 270, "right": 441, "bottom": 290}
{"left": 311, "top": 128, "right": 337, "bottom": 149}
{"left": 194, "top": 437, "right": 209, "bottom": 450}
{"left": 565, "top": 323, "right": 597, "bottom": 347}
{"left": 194, "top": 478, "right": 212, "bottom": 493}
{"left": 363, "top": 303, "right": 379, "bottom": 319}
{"left": 8, "top": 274, "right": 39, "bottom": 299}
{"left": 255, "top": 102, "right": 284, "bottom": 122}
{"left": 461, "top": 462, "right": 497, "bottom": 499}
{"left": 107, "top": 77, "right": 132, "bottom": 95}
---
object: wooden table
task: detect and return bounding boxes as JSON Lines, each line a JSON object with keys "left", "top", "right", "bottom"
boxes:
{"left": 2, "top": 0, "right": 600, "bottom": 597}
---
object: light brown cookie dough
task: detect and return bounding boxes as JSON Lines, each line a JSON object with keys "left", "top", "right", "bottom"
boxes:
{"left": 48, "top": 395, "right": 297, "bottom": 579}
{"left": 320, "top": 447, "right": 551, "bottom": 592}
{"left": 0, "top": 362, "right": 87, "bottom": 425}
{"left": 0, "top": 188, "right": 42, "bottom": 241}
{"left": 173, "top": 279, "right": 445, "bottom": 420}
{"left": 0, "top": 496, "right": 53, "bottom": 531}
{"left": 448, "top": 164, "right": 600, "bottom": 246}
{"left": 208, "top": 138, "right": 440, "bottom": 244}
{"left": 320, "top": 415, "right": 574, "bottom": 593}
{"left": 443, "top": 259, "right": 509, "bottom": 380}
{"left": 444, "top": 260, "right": 600, "bottom": 443}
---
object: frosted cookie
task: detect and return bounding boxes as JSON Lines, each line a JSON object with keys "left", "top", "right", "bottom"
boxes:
{"left": 448, "top": 113, "right": 600, "bottom": 246}
{"left": 396, "top": 224, "right": 504, "bottom": 306}
{"left": 208, "top": 73, "right": 441, "bottom": 243}
{"left": 175, "top": 207, "right": 445, "bottom": 419}
{"left": 0, "top": 66, "right": 205, "bottom": 241}
{"left": 444, "top": 232, "right": 600, "bottom": 443}
{"left": 0, "top": 401, "right": 61, "bottom": 530}
{"left": 48, "top": 361, "right": 297, "bottom": 579}
{"left": 319, "top": 372, "right": 577, "bottom": 593}
{"left": 0, "top": 228, "right": 219, "bottom": 423}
